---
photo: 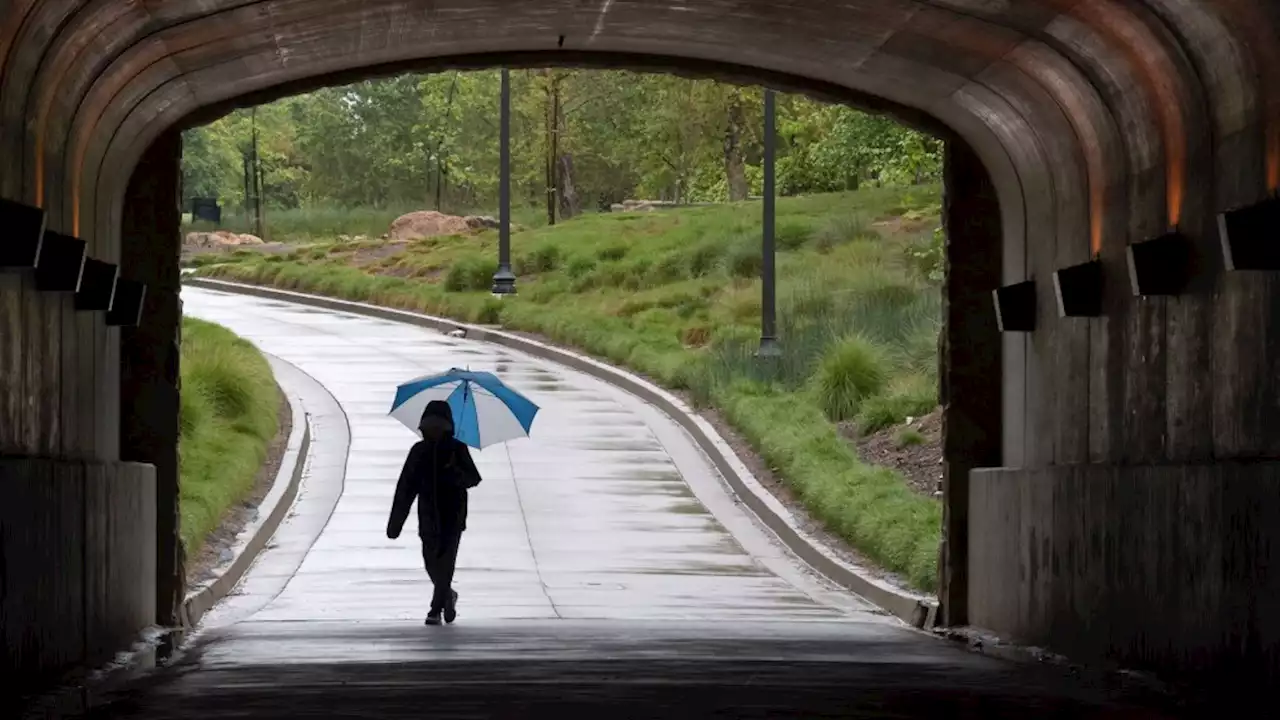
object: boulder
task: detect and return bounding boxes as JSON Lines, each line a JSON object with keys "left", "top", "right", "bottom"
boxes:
{"left": 387, "top": 211, "right": 473, "bottom": 242}
{"left": 463, "top": 215, "right": 500, "bottom": 230}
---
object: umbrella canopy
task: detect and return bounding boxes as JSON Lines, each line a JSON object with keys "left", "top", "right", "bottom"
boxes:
{"left": 390, "top": 368, "right": 539, "bottom": 449}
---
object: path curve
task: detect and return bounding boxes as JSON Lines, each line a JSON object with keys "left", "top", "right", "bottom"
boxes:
{"left": 88, "top": 288, "right": 1175, "bottom": 718}
{"left": 182, "top": 286, "right": 881, "bottom": 624}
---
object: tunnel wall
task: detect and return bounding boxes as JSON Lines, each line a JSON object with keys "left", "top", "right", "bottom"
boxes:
{"left": 0, "top": 459, "right": 156, "bottom": 696}
{"left": 970, "top": 463, "right": 1280, "bottom": 685}
{"left": 2, "top": 0, "right": 1280, "bottom": 695}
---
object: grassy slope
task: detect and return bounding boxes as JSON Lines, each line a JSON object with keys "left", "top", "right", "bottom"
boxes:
{"left": 191, "top": 185, "right": 945, "bottom": 590}
{"left": 178, "top": 317, "right": 280, "bottom": 561}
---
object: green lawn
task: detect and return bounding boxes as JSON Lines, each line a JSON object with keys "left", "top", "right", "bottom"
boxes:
{"left": 189, "top": 185, "right": 945, "bottom": 590}
{"left": 178, "top": 317, "right": 281, "bottom": 561}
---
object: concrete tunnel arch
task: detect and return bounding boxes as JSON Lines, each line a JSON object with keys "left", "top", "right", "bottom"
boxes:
{"left": 2, "top": 0, "right": 1280, "bottom": 692}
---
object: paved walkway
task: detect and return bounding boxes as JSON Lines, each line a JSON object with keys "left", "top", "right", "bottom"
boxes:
{"left": 89, "top": 287, "right": 1176, "bottom": 717}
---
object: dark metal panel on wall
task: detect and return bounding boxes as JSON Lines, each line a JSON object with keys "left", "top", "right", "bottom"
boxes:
{"left": 34, "top": 231, "right": 87, "bottom": 293}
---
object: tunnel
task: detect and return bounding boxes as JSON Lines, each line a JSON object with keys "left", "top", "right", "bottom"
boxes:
{"left": 3, "top": 0, "right": 1280, "bottom": 708}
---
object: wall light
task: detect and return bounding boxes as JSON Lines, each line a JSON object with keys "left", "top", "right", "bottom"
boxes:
{"left": 1052, "top": 259, "right": 1103, "bottom": 317}
{"left": 75, "top": 259, "right": 119, "bottom": 312}
{"left": 0, "top": 197, "right": 47, "bottom": 269}
{"left": 1218, "top": 195, "right": 1280, "bottom": 271}
{"left": 992, "top": 280, "right": 1036, "bottom": 332}
{"left": 1126, "top": 231, "right": 1190, "bottom": 296}
{"left": 34, "top": 231, "right": 86, "bottom": 293}
{"left": 106, "top": 280, "right": 146, "bottom": 328}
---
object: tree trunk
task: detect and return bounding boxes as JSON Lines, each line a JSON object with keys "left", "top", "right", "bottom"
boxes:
{"left": 558, "top": 153, "right": 579, "bottom": 220}
{"left": 544, "top": 71, "right": 558, "bottom": 226}
{"left": 723, "top": 94, "right": 750, "bottom": 202}
{"left": 554, "top": 78, "right": 578, "bottom": 220}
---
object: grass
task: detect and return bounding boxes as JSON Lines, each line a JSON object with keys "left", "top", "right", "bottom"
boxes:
{"left": 189, "top": 184, "right": 946, "bottom": 590}
{"left": 897, "top": 428, "right": 927, "bottom": 448}
{"left": 178, "top": 317, "right": 280, "bottom": 562}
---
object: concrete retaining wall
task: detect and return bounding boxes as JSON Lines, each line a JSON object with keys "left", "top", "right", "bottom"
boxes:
{"left": 970, "top": 462, "right": 1280, "bottom": 686}
{"left": 0, "top": 458, "right": 155, "bottom": 694}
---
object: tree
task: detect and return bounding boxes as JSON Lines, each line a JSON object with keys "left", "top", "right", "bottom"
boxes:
{"left": 181, "top": 69, "right": 942, "bottom": 219}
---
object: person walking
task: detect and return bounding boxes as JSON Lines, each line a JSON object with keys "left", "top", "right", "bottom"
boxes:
{"left": 387, "top": 400, "right": 483, "bottom": 625}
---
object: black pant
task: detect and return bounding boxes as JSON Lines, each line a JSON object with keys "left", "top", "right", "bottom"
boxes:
{"left": 421, "top": 531, "right": 462, "bottom": 612}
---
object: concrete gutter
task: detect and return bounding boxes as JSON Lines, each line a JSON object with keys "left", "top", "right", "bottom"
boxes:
{"left": 180, "top": 354, "right": 313, "bottom": 630}
{"left": 183, "top": 276, "right": 938, "bottom": 629}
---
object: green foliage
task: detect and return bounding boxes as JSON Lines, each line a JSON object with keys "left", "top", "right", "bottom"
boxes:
{"left": 688, "top": 240, "right": 726, "bottom": 277}
{"left": 445, "top": 257, "right": 499, "bottom": 292}
{"left": 905, "top": 226, "right": 946, "bottom": 283}
{"left": 775, "top": 220, "right": 812, "bottom": 250}
{"left": 178, "top": 318, "right": 280, "bottom": 562}
{"left": 856, "top": 374, "right": 938, "bottom": 434}
{"left": 193, "top": 185, "right": 946, "bottom": 591}
{"left": 725, "top": 240, "right": 764, "bottom": 278}
{"left": 181, "top": 70, "right": 941, "bottom": 237}
{"left": 896, "top": 428, "right": 926, "bottom": 448}
{"left": 516, "top": 244, "right": 563, "bottom": 274}
{"left": 714, "top": 387, "right": 941, "bottom": 591}
{"left": 597, "top": 242, "right": 629, "bottom": 261}
{"left": 814, "top": 336, "right": 889, "bottom": 422}
{"left": 814, "top": 213, "right": 869, "bottom": 253}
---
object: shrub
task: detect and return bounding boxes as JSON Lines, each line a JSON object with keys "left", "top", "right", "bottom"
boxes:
{"left": 650, "top": 252, "right": 688, "bottom": 283}
{"left": 905, "top": 226, "right": 945, "bottom": 282}
{"left": 566, "top": 256, "right": 596, "bottom": 279}
{"left": 856, "top": 373, "right": 937, "bottom": 433}
{"left": 775, "top": 220, "right": 812, "bottom": 250}
{"left": 445, "top": 256, "right": 499, "bottom": 292}
{"left": 597, "top": 242, "right": 628, "bottom": 261}
{"left": 472, "top": 297, "right": 505, "bottom": 325}
{"left": 814, "top": 213, "right": 869, "bottom": 253}
{"left": 896, "top": 428, "right": 926, "bottom": 447}
{"left": 516, "top": 244, "right": 562, "bottom": 274}
{"left": 725, "top": 241, "right": 764, "bottom": 278}
{"left": 688, "top": 240, "right": 725, "bottom": 277}
{"left": 813, "top": 336, "right": 890, "bottom": 422}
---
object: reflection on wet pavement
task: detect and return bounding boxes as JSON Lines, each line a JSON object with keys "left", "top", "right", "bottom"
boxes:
{"left": 179, "top": 287, "right": 864, "bottom": 624}
{"left": 85, "top": 287, "right": 1177, "bottom": 717}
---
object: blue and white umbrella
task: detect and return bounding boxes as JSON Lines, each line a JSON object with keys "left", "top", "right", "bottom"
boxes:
{"left": 390, "top": 368, "right": 539, "bottom": 449}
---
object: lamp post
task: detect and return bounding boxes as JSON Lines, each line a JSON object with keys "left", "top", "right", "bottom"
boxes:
{"left": 492, "top": 67, "right": 517, "bottom": 295}
{"left": 758, "top": 88, "right": 781, "bottom": 357}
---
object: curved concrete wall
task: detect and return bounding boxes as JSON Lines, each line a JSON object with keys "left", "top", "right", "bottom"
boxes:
{"left": 0, "top": 459, "right": 155, "bottom": 702}
{"left": 1, "top": 0, "right": 1279, "bottom": 689}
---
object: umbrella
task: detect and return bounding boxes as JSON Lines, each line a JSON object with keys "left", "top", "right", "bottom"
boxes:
{"left": 390, "top": 368, "right": 539, "bottom": 449}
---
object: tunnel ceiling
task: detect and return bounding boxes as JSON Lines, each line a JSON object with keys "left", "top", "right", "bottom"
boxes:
{"left": 0, "top": 0, "right": 1277, "bottom": 262}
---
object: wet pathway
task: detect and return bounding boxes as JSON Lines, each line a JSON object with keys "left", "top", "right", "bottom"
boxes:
{"left": 89, "top": 287, "right": 1176, "bottom": 717}
{"left": 181, "top": 287, "right": 875, "bottom": 623}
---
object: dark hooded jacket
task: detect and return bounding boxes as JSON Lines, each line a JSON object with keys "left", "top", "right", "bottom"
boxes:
{"left": 387, "top": 400, "right": 482, "bottom": 540}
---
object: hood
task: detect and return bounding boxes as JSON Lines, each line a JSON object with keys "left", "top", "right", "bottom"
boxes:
{"left": 419, "top": 400, "right": 455, "bottom": 432}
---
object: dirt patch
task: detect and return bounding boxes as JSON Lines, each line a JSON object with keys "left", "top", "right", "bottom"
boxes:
{"left": 181, "top": 241, "right": 293, "bottom": 265}
{"left": 872, "top": 215, "right": 935, "bottom": 236}
{"left": 184, "top": 386, "right": 293, "bottom": 587}
{"left": 848, "top": 408, "right": 943, "bottom": 498}
{"left": 349, "top": 241, "right": 408, "bottom": 266}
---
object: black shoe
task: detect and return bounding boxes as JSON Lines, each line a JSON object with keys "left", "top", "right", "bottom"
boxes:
{"left": 444, "top": 591, "right": 459, "bottom": 624}
{"left": 425, "top": 609, "right": 443, "bottom": 626}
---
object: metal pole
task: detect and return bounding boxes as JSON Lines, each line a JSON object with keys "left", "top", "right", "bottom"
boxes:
{"left": 758, "top": 88, "right": 780, "bottom": 357}
{"left": 492, "top": 68, "right": 516, "bottom": 295}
